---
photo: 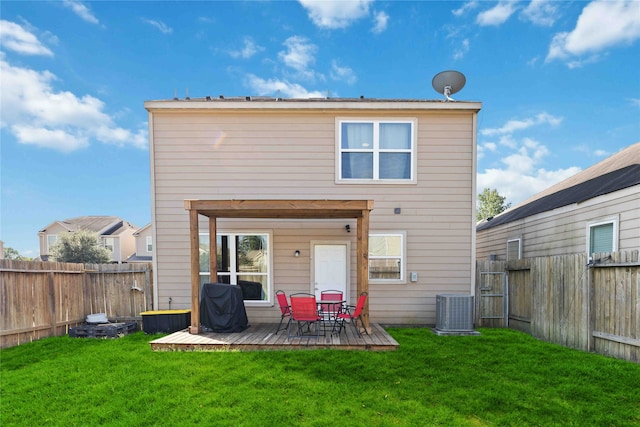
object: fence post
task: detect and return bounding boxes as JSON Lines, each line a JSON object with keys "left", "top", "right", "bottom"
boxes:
{"left": 144, "top": 267, "right": 153, "bottom": 311}
{"left": 48, "top": 271, "right": 56, "bottom": 336}
{"left": 587, "top": 262, "right": 595, "bottom": 353}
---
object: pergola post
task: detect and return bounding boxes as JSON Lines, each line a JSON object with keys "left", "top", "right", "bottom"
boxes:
{"left": 357, "top": 209, "right": 370, "bottom": 329}
{"left": 188, "top": 209, "right": 200, "bottom": 334}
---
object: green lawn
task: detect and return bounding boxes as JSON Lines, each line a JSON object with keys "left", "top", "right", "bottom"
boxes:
{"left": 1, "top": 328, "right": 638, "bottom": 426}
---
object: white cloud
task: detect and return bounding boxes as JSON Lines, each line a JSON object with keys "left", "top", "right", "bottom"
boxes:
{"left": 278, "top": 36, "right": 319, "bottom": 81}
{"left": 63, "top": 0, "right": 100, "bottom": 25}
{"left": 245, "top": 74, "right": 325, "bottom": 98}
{"left": 0, "top": 56, "right": 147, "bottom": 152}
{"left": 478, "top": 114, "right": 574, "bottom": 205}
{"left": 478, "top": 165, "right": 580, "bottom": 206}
{"left": 629, "top": 98, "right": 640, "bottom": 107}
{"left": 453, "top": 38, "right": 470, "bottom": 60}
{"left": 481, "top": 112, "right": 562, "bottom": 137}
{"left": 452, "top": 1, "right": 479, "bottom": 17}
{"left": 0, "top": 20, "right": 53, "bottom": 56}
{"left": 142, "top": 18, "right": 173, "bottom": 34}
{"left": 299, "top": 0, "right": 372, "bottom": 29}
{"left": 546, "top": 0, "right": 640, "bottom": 63}
{"left": 478, "top": 138, "right": 580, "bottom": 205}
{"left": 371, "top": 11, "right": 389, "bottom": 34}
{"left": 476, "top": 1, "right": 518, "bottom": 26}
{"left": 330, "top": 60, "right": 357, "bottom": 84}
{"left": 520, "top": 0, "right": 558, "bottom": 26}
{"left": 229, "top": 37, "right": 264, "bottom": 59}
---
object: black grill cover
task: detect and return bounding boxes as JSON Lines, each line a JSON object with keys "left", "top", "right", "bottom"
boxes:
{"left": 200, "top": 283, "right": 249, "bottom": 332}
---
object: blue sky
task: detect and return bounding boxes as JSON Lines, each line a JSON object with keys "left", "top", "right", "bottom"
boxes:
{"left": 1, "top": 0, "right": 639, "bottom": 257}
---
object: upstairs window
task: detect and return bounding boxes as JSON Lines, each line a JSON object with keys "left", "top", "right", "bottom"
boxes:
{"left": 146, "top": 236, "right": 153, "bottom": 253}
{"left": 47, "top": 235, "right": 58, "bottom": 252}
{"left": 103, "top": 237, "right": 114, "bottom": 252}
{"left": 338, "top": 120, "right": 415, "bottom": 183}
{"left": 587, "top": 218, "right": 618, "bottom": 256}
{"left": 506, "top": 238, "right": 521, "bottom": 261}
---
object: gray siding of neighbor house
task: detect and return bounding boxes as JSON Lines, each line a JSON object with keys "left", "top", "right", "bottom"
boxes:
{"left": 476, "top": 186, "right": 640, "bottom": 260}
{"left": 148, "top": 103, "right": 480, "bottom": 325}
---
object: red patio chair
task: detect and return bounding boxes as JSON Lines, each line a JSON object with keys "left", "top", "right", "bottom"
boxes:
{"left": 319, "top": 290, "right": 343, "bottom": 322}
{"left": 288, "top": 293, "right": 323, "bottom": 338}
{"left": 334, "top": 292, "right": 368, "bottom": 337}
{"left": 275, "top": 290, "right": 291, "bottom": 334}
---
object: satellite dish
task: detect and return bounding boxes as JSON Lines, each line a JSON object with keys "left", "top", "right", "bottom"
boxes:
{"left": 432, "top": 70, "right": 466, "bottom": 102}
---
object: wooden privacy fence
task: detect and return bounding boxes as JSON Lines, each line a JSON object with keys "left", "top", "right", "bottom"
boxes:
{"left": 476, "top": 251, "right": 639, "bottom": 363}
{"left": 0, "top": 260, "right": 153, "bottom": 348}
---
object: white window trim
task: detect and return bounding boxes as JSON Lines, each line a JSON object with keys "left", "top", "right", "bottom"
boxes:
{"left": 586, "top": 215, "right": 619, "bottom": 259}
{"left": 506, "top": 238, "right": 522, "bottom": 261}
{"left": 369, "top": 231, "right": 407, "bottom": 284}
{"left": 199, "top": 231, "right": 273, "bottom": 307}
{"left": 146, "top": 236, "right": 153, "bottom": 253}
{"left": 335, "top": 118, "right": 417, "bottom": 184}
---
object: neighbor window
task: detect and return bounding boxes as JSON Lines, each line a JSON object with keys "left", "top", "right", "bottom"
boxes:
{"left": 199, "top": 232, "right": 271, "bottom": 304}
{"left": 47, "top": 235, "right": 58, "bottom": 252}
{"left": 338, "top": 120, "right": 415, "bottom": 182}
{"left": 506, "top": 238, "right": 521, "bottom": 261}
{"left": 587, "top": 218, "right": 618, "bottom": 256}
{"left": 146, "top": 236, "right": 153, "bottom": 253}
{"left": 103, "top": 237, "right": 114, "bottom": 252}
{"left": 369, "top": 233, "right": 405, "bottom": 282}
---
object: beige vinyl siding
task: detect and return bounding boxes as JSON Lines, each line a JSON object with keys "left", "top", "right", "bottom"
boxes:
{"left": 134, "top": 226, "right": 153, "bottom": 256}
{"left": 150, "top": 107, "right": 477, "bottom": 325}
{"left": 476, "top": 186, "right": 640, "bottom": 260}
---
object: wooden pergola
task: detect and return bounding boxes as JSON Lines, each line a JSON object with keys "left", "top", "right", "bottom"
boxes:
{"left": 184, "top": 199, "right": 374, "bottom": 334}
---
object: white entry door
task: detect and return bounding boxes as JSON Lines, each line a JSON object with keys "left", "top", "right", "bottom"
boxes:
{"left": 313, "top": 243, "right": 348, "bottom": 303}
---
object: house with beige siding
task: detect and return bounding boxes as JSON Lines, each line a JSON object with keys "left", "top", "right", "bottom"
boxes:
{"left": 38, "top": 216, "right": 138, "bottom": 263}
{"left": 477, "top": 142, "right": 640, "bottom": 261}
{"left": 145, "top": 96, "right": 481, "bottom": 329}
{"left": 126, "top": 223, "right": 153, "bottom": 263}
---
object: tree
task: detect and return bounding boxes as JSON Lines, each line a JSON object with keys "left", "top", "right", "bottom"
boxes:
{"left": 50, "top": 230, "right": 112, "bottom": 264}
{"left": 477, "top": 188, "right": 511, "bottom": 221}
{"left": 3, "top": 246, "right": 31, "bottom": 260}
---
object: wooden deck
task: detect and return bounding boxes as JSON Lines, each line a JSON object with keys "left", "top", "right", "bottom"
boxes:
{"left": 149, "top": 323, "right": 398, "bottom": 352}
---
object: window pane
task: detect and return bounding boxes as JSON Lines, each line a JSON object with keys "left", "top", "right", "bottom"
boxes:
{"left": 590, "top": 223, "right": 613, "bottom": 253}
{"left": 199, "top": 237, "right": 210, "bottom": 273}
{"left": 380, "top": 123, "right": 411, "bottom": 149}
{"left": 199, "top": 235, "right": 231, "bottom": 273}
{"left": 342, "top": 152, "right": 373, "bottom": 179}
{"left": 217, "top": 235, "right": 231, "bottom": 273}
{"left": 238, "top": 275, "right": 267, "bottom": 300}
{"left": 199, "top": 274, "right": 210, "bottom": 287}
{"left": 379, "top": 153, "right": 411, "bottom": 179}
{"left": 370, "top": 235, "right": 402, "bottom": 256}
{"left": 369, "top": 259, "right": 401, "bottom": 280}
{"left": 236, "top": 235, "right": 267, "bottom": 273}
{"left": 342, "top": 123, "right": 373, "bottom": 149}
{"left": 507, "top": 240, "right": 520, "bottom": 261}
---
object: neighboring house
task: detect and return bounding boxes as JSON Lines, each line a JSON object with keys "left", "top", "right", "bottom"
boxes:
{"left": 477, "top": 142, "right": 640, "bottom": 261}
{"left": 38, "top": 216, "right": 138, "bottom": 263}
{"left": 126, "top": 223, "right": 153, "bottom": 263}
{"left": 145, "top": 95, "right": 482, "bottom": 326}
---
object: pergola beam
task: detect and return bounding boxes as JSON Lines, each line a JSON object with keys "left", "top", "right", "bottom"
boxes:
{"left": 185, "top": 199, "right": 374, "bottom": 334}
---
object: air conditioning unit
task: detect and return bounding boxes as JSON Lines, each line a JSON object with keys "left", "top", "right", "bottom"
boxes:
{"left": 436, "top": 294, "right": 474, "bottom": 332}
